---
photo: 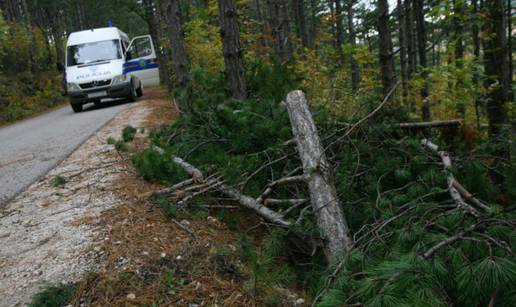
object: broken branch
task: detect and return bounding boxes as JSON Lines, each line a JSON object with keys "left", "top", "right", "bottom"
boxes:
{"left": 421, "top": 139, "right": 480, "bottom": 217}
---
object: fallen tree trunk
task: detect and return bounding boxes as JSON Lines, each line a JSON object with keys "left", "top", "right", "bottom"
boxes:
{"left": 421, "top": 139, "right": 480, "bottom": 217}
{"left": 286, "top": 90, "right": 353, "bottom": 261}
{"left": 399, "top": 119, "right": 462, "bottom": 129}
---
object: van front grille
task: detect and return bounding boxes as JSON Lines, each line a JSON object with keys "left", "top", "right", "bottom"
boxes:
{"left": 79, "top": 79, "right": 111, "bottom": 89}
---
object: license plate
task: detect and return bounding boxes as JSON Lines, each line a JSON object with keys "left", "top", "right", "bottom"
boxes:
{"left": 88, "top": 91, "right": 107, "bottom": 99}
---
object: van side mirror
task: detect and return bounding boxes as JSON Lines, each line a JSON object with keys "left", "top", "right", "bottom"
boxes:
{"left": 125, "top": 51, "right": 132, "bottom": 61}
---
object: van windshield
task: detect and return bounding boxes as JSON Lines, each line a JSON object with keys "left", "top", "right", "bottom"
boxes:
{"left": 67, "top": 39, "right": 122, "bottom": 67}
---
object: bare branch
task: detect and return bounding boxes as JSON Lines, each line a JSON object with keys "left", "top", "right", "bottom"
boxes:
{"left": 423, "top": 223, "right": 479, "bottom": 258}
{"left": 421, "top": 139, "right": 480, "bottom": 217}
{"left": 398, "top": 120, "right": 462, "bottom": 129}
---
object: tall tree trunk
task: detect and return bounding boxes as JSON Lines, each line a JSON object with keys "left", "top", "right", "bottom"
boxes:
{"left": 309, "top": 0, "right": 317, "bottom": 48}
{"left": 21, "top": 0, "right": 37, "bottom": 73}
{"left": 405, "top": 0, "right": 416, "bottom": 76}
{"left": 482, "top": 0, "right": 509, "bottom": 139}
{"left": 472, "top": 0, "right": 482, "bottom": 130}
{"left": 453, "top": 0, "right": 465, "bottom": 118}
{"left": 414, "top": 0, "right": 430, "bottom": 120}
{"left": 293, "top": 0, "right": 309, "bottom": 49}
{"left": 377, "top": 0, "right": 395, "bottom": 99}
{"left": 334, "top": 0, "right": 344, "bottom": 58}
{"left": 75, "top": 0, "right": 84, "bottom": 30}
{"left": 217, "top": 0, "right": 247, "bottom": 99}
{"left": 160, "top": 0, "right": 190, "bottom": 91}
{"left": 266, "top": 0, "right": 293, "bottom": 62}
{"left": 347, "top": 0, "right": 360, "bottom": 92}
{"left": 254, "top": 0, "right": 268, "bottom": 54}
{"left": 507, "top": 0, "right": 513, "bottom": 90}
{"left": 397, "top": 0, "right": 409, "bottom": 104}
{"left": 143, "top": 0, "right": 171, "bottom": 88}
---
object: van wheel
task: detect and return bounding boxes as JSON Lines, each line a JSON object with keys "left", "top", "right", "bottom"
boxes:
{"left": 127, "top": 84, "right": 137, "bottom": 102}
{"left": 71, "top": 103, "right": 83, "bottom": 113}
{"left": 136, "top": 84, "right": 143, "bottom": 97}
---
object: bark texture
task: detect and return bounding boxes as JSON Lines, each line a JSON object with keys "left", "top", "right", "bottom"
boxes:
{"left": 334, "top": 0, "right": 344, "bottom": 57}
{"left": 482, "top": 0, "right": 510, "bottom": 138}
{"left": 285, "top": 90, "right": 353, "bottom": 261}
{"left": 347, "top": 0, "right": 360, "bottom": 92}
{"left": 161, "top": 0, "right": 190, "bottom": 90}
{"left": 377, "top": 0, "right": 395, "bottom": 99}
{"left": 218, "top": 0, "right": 247, "bottom": 99}
{"left": 143, "top": 0, "right": 171, "bottom": 88}
{"left": 293, "top": 0, "right": 309, "bottom": 48}
{"left": 414, "top": 0, "right": 430, "bottom": 120}
{"left": 397, "top": 0, "right": 409, "bottom": 104}
{"left": 266, "top": 0, "right": 293, "bottom": 62}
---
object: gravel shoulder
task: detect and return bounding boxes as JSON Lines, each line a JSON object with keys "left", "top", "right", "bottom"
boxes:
{"left": 0, "top": 88, "right": 173, "bottom": 306}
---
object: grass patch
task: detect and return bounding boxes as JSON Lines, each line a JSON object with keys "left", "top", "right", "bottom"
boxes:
{"left": 122, "top": 126, "right": 137, "bottom": 142}
{"left": 50, "top": 175, "right": 66, "bottom": 187}
{"left": 29, "top": 283, "right": 76, "bottom": 307}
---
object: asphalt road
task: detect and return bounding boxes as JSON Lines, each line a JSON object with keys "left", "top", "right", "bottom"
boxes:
{"left": 0, "top": 100, "right": 130, "bottom": 207}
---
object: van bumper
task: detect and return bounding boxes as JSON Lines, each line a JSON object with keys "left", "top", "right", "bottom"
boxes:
{"left": 68, "top": 81, "right": 132, "bottom": 105}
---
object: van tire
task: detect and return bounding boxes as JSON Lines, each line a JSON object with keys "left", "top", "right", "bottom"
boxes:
{"left": 71, "top": 104, "right": 83, "bottom": 113}
{"left": 127, "top": 84, "right": 137, "bottom": 102}
{"left": 136, "top": 84, "right": 143, "bottom": 97}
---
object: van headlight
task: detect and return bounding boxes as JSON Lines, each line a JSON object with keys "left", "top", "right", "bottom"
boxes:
{"left": 67, "top": 82, "right": 81, "bottom": 91}
{"left": 112, "top": 74, "right": 128, "bottom": 85}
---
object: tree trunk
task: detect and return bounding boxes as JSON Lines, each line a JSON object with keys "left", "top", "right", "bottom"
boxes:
{"left": 160, "top": 0, "right": 190, "bottom": 90}
{"left": 453, "top": 0, "right": 465, "bottom": 118}
{"left": 397, "top": 0, "right": 409, "bottom": 104}
{"left": 414, "top": 0, "right": 430, "bottom": 120}
{"left": 405, "top": 0, "right": 416, "bottom": 76}
{"left": 21, "top": 0, "right": 37, "bottom": 73}
{"left": 347, "top": 0, "right": 360, "bottom": 92}
{"left": 472, "top": 0, "right": 482, "bottom": 130}
{"left": 293, "top": 0, "right": 308, "bottom": 49}
{"left": 507, "top": 0, "right": 513, "bottom": 92}
{"left": 482, "top": 0, "right": 509, "bottom": 139}
{"left": 143, "top": 0, "right": 171, "bottom": 89}
{"left": 309, "top": 0, "right": 317, "bottom": 48}
{"left": 75, "top": 0, "right": 84, "bottom": 30}
{"left": 217, "top": 0, "right": 247, "bottom": 99}
{"left": 334, "top": 0, "right": 344, "bottom": 58}
{"left": 377, "top": 0, "right": 395, "bottom": 100}
{"left": 285, "top": 90, "right": 353, "bottom": 262}
{"left": 254, "top": 0, "right": 268, "bottom": 54}
{"left": 266, "top": 0, "right": 293, "bottom": 62}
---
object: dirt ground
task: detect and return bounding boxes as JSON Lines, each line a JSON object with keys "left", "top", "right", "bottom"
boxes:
{"left": 0, "top": 88, "right": 175, "bottom": 306}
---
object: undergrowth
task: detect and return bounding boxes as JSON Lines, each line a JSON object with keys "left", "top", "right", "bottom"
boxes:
{"left": 29, "top": 283, "right": 76, "bottom": 307}
{"left": 132, "top": 63, "right": 515, "bottom": 305}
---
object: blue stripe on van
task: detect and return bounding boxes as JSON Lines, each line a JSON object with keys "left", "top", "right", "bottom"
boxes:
{"left": 123, "top": 58, "right": 159, "bottom": 74}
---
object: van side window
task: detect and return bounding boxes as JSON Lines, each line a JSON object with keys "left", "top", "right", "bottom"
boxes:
{"left": 127, "top": 37, "right": 152, "bottom": 59}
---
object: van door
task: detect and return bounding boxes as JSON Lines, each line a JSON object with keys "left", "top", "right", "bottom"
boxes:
{"left": 124, "top": 35, "right": 160, "bottom": 87}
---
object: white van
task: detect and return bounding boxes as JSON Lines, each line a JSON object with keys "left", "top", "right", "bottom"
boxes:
{"left": 65, "top": 27, "right": 160, "bottom": 112}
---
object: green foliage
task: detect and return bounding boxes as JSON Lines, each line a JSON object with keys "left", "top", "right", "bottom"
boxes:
{"left": 132, "top": 148, "right": 189, "bottom": 183}
{"left": 134, "top": 61, "right": 515, "bottom": 307}
{"left": 122, "top": 126, "right": 137, "bottom": 142}
{"left": 51, "top": 175, "right": 66, "bottom": 187}
{"left": 29, "top": 283, "right": 76, "bottom": 307}
{"left": 106, "top": 137, "right": 116, "bottom": 145}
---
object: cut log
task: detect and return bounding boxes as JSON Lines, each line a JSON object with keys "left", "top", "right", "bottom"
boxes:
{"left": 398, "top": 119, "right": 462, "bottom": 129}
{"left": 421, "top": 139, "right": 480, "bottom": 217}
{"left": 285, "top": 90, "right": 353, "bottom": 260}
